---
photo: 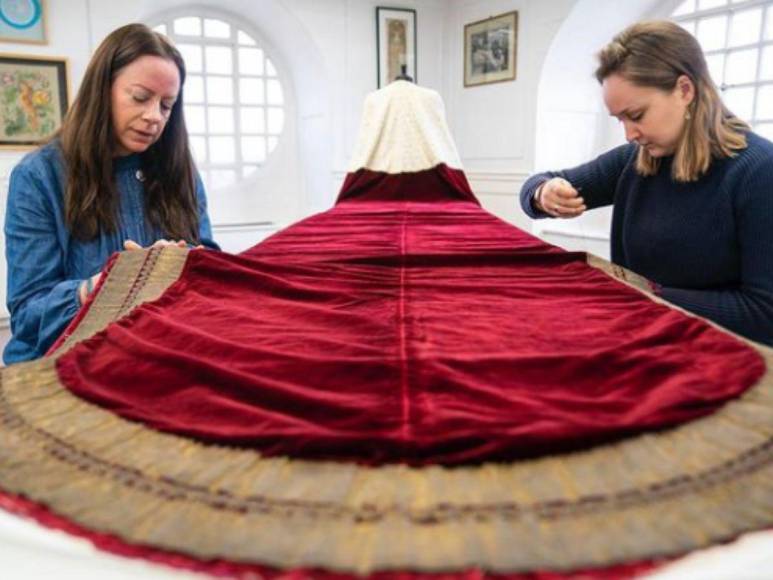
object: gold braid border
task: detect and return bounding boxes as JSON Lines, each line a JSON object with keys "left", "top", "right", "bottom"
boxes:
{"left": 1, "top": 247, "right": 772, "bottom": 574}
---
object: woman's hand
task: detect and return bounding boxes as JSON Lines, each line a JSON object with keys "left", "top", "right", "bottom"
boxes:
{"left": 78, "top": 272, "right": 103, "bottom": 305}
{"left": 533, "top": 177, "right": 587, "bottom": 218}
{"left": 124, "top": 239, "right": 190, "bottom": 251}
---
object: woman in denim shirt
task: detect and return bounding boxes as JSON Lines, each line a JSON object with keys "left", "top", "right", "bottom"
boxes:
{"left": 4, "top": 24, "right": 218, "bottom": 364}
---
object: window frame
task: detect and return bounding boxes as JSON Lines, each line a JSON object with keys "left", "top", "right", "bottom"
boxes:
{"left": 148, "top": 8, "right": 287, "bottom": 191}
{"left": 672, "top": 0, "right": 773, "bottom": 138}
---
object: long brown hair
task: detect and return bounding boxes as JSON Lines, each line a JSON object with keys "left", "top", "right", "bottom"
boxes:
{"left": 59, "top": 23, "right": 200, "bottom": 241}
{"left": 595, "top": 20, "right": 748, "bottom": 182}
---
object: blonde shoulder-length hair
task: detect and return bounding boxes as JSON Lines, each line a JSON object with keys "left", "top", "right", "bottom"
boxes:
{"left": 595, "top": 20, "right": 748, "bottom": 182}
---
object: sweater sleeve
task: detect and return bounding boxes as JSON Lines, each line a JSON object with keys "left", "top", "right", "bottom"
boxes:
{"left": 4, "top": 164, "right": 82, "bottom": 364}
{"left": 519, "top": 144, "right": 636, "bottom": 219}
{"left": 659, "top": 153, "right": 773, "bottom": 345}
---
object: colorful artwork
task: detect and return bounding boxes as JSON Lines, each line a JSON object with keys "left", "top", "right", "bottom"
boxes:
{"left": 0, "top": 55, "right": 67, "bottom": 147}
{"left": 0, "top": 0, "right": 46, "bottom": 44}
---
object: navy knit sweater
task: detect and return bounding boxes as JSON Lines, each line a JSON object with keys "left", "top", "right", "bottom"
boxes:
{"left": 519, "top": 132, "right": 773, "bottom": 346}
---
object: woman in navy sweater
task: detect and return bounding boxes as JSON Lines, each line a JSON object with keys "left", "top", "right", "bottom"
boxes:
{"left": 520, "top": 20, "right": 773, "bottom": 346}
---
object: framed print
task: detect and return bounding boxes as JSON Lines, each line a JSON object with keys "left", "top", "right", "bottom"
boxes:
{"left": 0, "top": 54, "right": 68, "bottom": 149}
{"left": 0, "top": 0, "right": 47, "bottom": 44}
{"left": 376, "top": 7, "right": 416, "bottom": 88}
{"left": 464, "top": 11, "right": 518, "bottom": 87}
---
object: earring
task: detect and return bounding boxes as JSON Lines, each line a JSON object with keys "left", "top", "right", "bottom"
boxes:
{"left": 685, "top": 110, "right": 692, "bottom": 120}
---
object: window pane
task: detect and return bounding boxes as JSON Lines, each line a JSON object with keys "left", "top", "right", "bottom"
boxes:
{"left": 728, "top": 8, "right": 762, "bottom": 47}
{"left": 266, "top": 79, "right": 283, "bottom": 105}
{"left": 205, "top": 46, "right": 232, "bottom": 74}
{"left": 723, "top": 86, "right": 755, "bottom": 120}
{"left": 207, "top": 77, "right": 234, "bottom": 104}
{"left": 725, "top": 48, "right": 758, "bottom": 85}
{"left": 698, "top": 0, "right": 726, "bottom": 9}
{"left": 184, "top": 105, "right": 206, "bottom": 133}
{"left": 185, "top": 75, "right": 204, "bottom": 103}
{"left": 266, "top": 58, "right": 277, "bottom": 77}
{"left": 240, "top": 78, "right": 264, "bottom": 104}
{"left": 678, "top": 20, "right": 696, "bottom": 36}
{"left": 174, "top": 17, "right": 201, "bottom": 36}
{"left": 766, "top": 7, "right": 773, "bottom": 40}
{"left": 755, "top": 122, "right": 773, "bottom": 140}
{"left": 173, "top": 18, "right": 285, "bottom": 170}
{"left": 209, "top": 169, "right": 237, "bottom": 189}
{"left": 267, "top": 107, "right": 284, "bottom": 134}
{"left": 153, "top": 24, "right": 167, "bottom": 35}
{"left": 208, "top": 106, "right": 235, "bottom": 134}
{"left": 177, "top": 44, "right": 203, "bottom": 73}
{"left": 242, "top": 136, "right": 267, "bottom": 163}
{"left": 204, "top": 18, "right": 230, "bottom": 39}
{"left": 756, "top": 85, "right": 773, "bottom": 119}
{"left": 673, "top": 0, "right": 695, "bottom": 16}
{"left": 239, "top": 48, "right": 264, "bottom": 75}
{"left": 705, "top": 53, "right": 725, "bottom": 85}
{"left": 697, "top": 15, "right": 727, "bottom": 51}
{"left": 761, "top": 46, "right": 773, "bottom": 80}
{"left": 242, "top": 164, "right": 259, "bottom": 178}
{"left": 209, "top": 136, "right": 236, "bottom": 164}
{"left": 190, "top": 136, "right": 206, "bottom": 163}
{"left": 238, "top": 30, "right": 257, "bottom": 45}
{"left": 240, "top": 107, "right": 265, "bottom": 133}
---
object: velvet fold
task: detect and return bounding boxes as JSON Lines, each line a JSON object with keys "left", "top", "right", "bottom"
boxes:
{"left": 54, "top": 165, "right": 763, "bottom": 466}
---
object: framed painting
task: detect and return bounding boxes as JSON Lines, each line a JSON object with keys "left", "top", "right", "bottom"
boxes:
{"left": 0, "top": 0, "right": 47, "bottom": 44}
{"left": 376, "top": 7, "right": 417, "bottom": 88}
{"left": 464, "top": 11, "right": 518, "bottom": 87}
{"left": 0, "top": 54, "right": 68, "bottom": 149}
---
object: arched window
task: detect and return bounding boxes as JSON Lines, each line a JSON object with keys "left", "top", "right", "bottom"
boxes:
{"left": 152, "top": 13, "right": 286, "bottom": 191}
{"left": 672, "top": 0, "right": 773, "bottom": 140}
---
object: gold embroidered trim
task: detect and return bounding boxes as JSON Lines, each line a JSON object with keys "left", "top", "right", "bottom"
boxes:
{"left": 0, "top": 248, "right": 771, "bottom": 573}
{"left": 51, "top": 248, "right": 189, "bottom": 356}
{"left": 585, "top": 252, "right": 764, "bottom": 347}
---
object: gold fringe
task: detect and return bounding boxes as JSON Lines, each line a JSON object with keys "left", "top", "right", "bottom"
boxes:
{"left": 0, "top": 248, "right": 772, "bottom": 573}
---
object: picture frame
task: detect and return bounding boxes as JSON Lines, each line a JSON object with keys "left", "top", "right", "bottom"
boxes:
{"left": 0, "top": 0, "right": 47, "bottom": 44}
{"left": 376, "top": 7, "right": 417, "bottom": 88}
{"left": 464, "top": 11, "right": 518, "bottom": 88}
{"left": 0, "top": 53, "right": 68, "bottom": 149}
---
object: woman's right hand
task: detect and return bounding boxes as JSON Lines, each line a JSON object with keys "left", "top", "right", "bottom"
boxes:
{"left": 533, "top": 177, "right": 587, "bottom": 218}
{"left": 123, "top": 240, "right": 204, "bottom": 250}
{"left": 124, "top": 239, "right": 189, "bottom": 251}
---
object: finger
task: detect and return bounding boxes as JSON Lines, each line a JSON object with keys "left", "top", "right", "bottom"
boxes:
{"left": 124, "top": 240, "right": 142, "bottom": 251}
{"left": 556, "top": 204, "right": 586, "bottom": 217}
{"left": 562, "top": 206, "right": 586, "bottom": 216}
{"left": 554, "top": 187, "right": 580, "bottom": 200}
{"left": 176, "top": 240, "right": 187, "bottom": 247}
{"left": 561, "top": 196, "right": 585, "bottom": 209}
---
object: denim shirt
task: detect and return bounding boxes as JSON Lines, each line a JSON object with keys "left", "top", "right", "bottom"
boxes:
{"left": 4, "top": 141, "right": 217, "bottom": 364}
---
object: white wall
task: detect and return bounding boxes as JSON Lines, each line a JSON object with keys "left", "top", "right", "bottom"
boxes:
{"left": 440, "top": 0, "right": 577, "bottom": 232}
